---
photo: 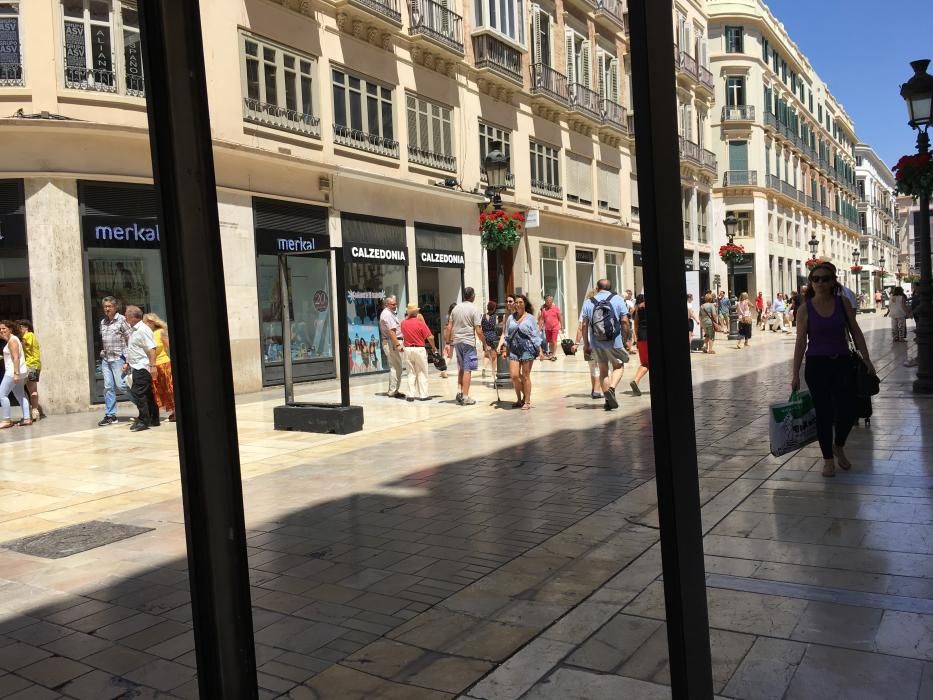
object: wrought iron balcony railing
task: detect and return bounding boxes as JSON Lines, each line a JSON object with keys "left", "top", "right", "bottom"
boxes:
{"left": 409, "top": 0, "right": 463, "bottom": 53}
{"left": 570, "top": 82, "right": 602, "bottom": 122}
{"left": 531, "top": 180, "right": 562, "bottom": 198}
{"left": 64, "top": 66, "right": 118, "bottom": 94}
{"left": 333, "top": 124, "right": 399, "bottom": 158}
{"left": 721, "top": 105, "right": 755, "bottom": 121}
{"left": 701, "top": 148, "right": 717, "bottom": 171}
{"left": 699, "top": 65, "right": 713, "bottom": 90}
{"left": 530, "top": 63, "right": 569, "bottom": 104}
{"left": 472, "top": 34, "right": 522, "bottom": 85}
{"left": 408, "top": 145, "right": 457, "bottom": 172}
{"left": 600, "top": 98, "right": 627, "bottom": 132}
{"left": 722, "top": 170, "right": 757, "bottom": 186}
{"left": 347, "top": 0, "right": 402, "bottom": 24}
{"left": 679, "top": 136, "right": 700, "bottom": 164}
{"left": 244, "top": 98, "right": 321, "bottom": 137}
{"left": 0, "top": 63, "right": 24, "bottom": 87}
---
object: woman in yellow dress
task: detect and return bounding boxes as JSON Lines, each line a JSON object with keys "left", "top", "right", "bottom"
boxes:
{"left": 16, "top": 320, "right": 42, "bottom": 421}
{"left": 143, "top": 313, "right": 176, "bottom": 422}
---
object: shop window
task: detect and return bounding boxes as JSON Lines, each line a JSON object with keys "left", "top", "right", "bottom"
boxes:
{"left": 332, "top": 68, "right": 398, "bottom": 158}
{"left": 597, "top": 163, "right": 620, "bottom": 213}
{"left": 0, "top": 2, "right": 23, "bottom": 86}
{"left": 529, "top": 140, "right": 561, "bottom": 198}
{"left": 240, "top": 33, "right": 319, "bottom": 138}
{"left": 479, "top": 120, "right": 514, "bottom": 187}
{"left": 605, "top": 252, "right": 623, "bottom": 295}
{"left": 565, "top": 153, "right": 592, "bottom": 206}
{"left": 726, "top": 210, "right": 752, "bottom": 237}
{"left": 540, "top": 244, "right": 565, "bottom": 313}
{"left": 406, "top": 93, "right": 455, "bottom": 172}
{"left": 61, "top": 0, "right": 144, "bottom": 96}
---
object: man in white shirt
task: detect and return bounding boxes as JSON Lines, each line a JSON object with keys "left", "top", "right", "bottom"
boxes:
{"left": 122, "top": 305, "right": 159, "bottom": 432}
{"left": 379, "top": 295, "right": 405, "bottom": 399}
{"left": 448, "top": 287, "right": 487, "bottom": 405}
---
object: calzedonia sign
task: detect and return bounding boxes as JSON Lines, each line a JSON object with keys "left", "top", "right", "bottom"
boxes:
{"left": 346, "top": 245, "right": 408, "bottom": 264}
{"left": 417, "top": 249, "right": 465, "bottom": 268}
{"left": 82, "top": 217, "right": 161, "bottom": 249}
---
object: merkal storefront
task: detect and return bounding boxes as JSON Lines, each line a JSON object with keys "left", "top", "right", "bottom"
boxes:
{"left": 80, "top": 182, "right": 165, "bottom": 402}
{"left": 415, "top": 224, "right": 464, "bottom": 340}
{"left": 342, "top": 214, "right": 408, "bottom": 376}
{"left": 254, "top": 198, "right": 335, "bottom": 386}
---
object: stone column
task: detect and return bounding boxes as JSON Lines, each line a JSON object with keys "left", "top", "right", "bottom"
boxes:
{"left": 24, "top": 178, "right": 89, "bottom": 414}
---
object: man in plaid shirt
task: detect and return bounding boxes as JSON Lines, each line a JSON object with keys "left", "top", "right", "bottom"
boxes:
{"left": 98, "top": 296, "right": 131, "bottom": 426}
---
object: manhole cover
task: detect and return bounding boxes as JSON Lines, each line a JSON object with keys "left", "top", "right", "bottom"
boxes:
{"left": 1, "top": 521, "right": 154, "bottom": 559}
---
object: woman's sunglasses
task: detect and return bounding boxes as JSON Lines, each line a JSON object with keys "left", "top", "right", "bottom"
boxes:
{"left": 809, "top": 275, "right": 834, "bottom": 283}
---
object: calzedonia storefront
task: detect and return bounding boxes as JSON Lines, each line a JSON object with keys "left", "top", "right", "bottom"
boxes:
{"left": 342, "top": 213, "right": 408, "bottom": 377}
{"left": 415, "top": 224, "right": 464, "bottom": 340}
{"left": 80, "top": 182, "right": 166, "bottom": 403}
{"left": 254, "top": 197, "right": 335, "bottom": 386}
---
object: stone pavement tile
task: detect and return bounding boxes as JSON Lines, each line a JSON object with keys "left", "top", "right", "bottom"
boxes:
{"left": 252, "top": 617, "right": 344, "bottom": 654}
{"left": 58, "top": 669, "right": 138, "bottom": 700}
{"left": 289, "top": 664, "right": 454, "bottom": 700}
{"left": 82, "top": 645, "right": 157, "bottom": 675}
{"left": 40, "top": 631, "right": 113, "bottom": 661}
{"left": 146, "top": 631, "right": 195, "bottom": 660}
{"left": 466, "top": 637, "right": 574, "bottom": 700}
{"left": 42, "top": 600, "right": 111, "bottom": 627}
{"left": 2, "top": 686, "right": 61, "bottom": 700}
{"left": 541, "top": 601, "right": 623, "bottom": 645}
{"left": 874, "top": 610, "right": 933, "bottom": 661}
{"left": 518, "top": 667, "right": 671, "bottom": 700}
{"left": 124, "top": 658, "right": 196, "bottom": 692}
{"left": 784, "top": 644, "right": 923, "bottom": 700}
{"left": 0, "top": 643, "right": 51, "bottom": 672}
{"left": 0, "top": 672, "right": 32, "bottom": 697}
{"left": 6, "top": 623, "right": 71, "bottom": 648}
{"left": 789, "top": 601, "right": 883, "bottom": 651}
{"left": 67, "top": 607, "right": 139, "bottom": 635}
{"left": 257, "top": 671, "right": 296, "bottom": 694}
{"left": 920, "top": 661, "right": 933, "bottom": 699}
{"left": 17, "top": 656, "right": 92, "bottom": 688}
{"left": 566, "top": 613, "right": 661, "bottom": 672}
{"left": 723, "top": 637, "right": 808, "bottom": 700}
{"left": 259, "top": 659, "right": 317, "bottom": 684}
{"left": 304, "top": 583, "right": 363, "bottom": 605}
{"left": 753, "top": 560, "right": 891, "bottom": 594}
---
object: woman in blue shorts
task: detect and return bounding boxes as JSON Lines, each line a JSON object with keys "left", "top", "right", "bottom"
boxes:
{"left": 500, "top": 294, "right": 543, "bottom": 410}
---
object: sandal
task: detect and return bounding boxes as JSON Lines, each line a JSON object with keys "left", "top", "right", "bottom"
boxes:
{"left": 168, "top": 413, "right": 176, "bottom": 422}
{"left": 17, "top": 420, "right": 33, "bottom": 427}
{"left": 822, "top": 460, "right": 836, "bottom": 478}
{"left": 512, "top": 400, "right": 524, "bottom": 408}
{"left": 522, "top": 403, "right": 531, "bottom": 410}
{"left": 0, "top": 420, "right": 14, "bottom": 430}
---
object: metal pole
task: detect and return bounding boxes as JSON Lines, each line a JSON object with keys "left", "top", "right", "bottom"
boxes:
{"left": 137, "top": 1, "right": 258, "bottom": 697}
{"left": 628, "top": 0, "right": 713, "bottom": 697}
{"left": 913, "top": 130, "right": 933, "bottom": 393}
{"left": 495, "top": 246, "right": 511, "bottom": 387}
{"left": 279, "top": 255, "right": 294, "bottom": 405}
{"left": 334, "top": 248, "right": 352, "bottom": 407}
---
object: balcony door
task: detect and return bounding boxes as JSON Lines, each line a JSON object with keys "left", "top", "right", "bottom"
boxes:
{"left": 728, "top": 140, "right": 748, "bottom": 173}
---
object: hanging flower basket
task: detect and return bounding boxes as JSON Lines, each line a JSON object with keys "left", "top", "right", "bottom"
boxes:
{"left": 718, "top": 242, "right": 745, "bottom": 265}
{"left": 850, "top": 265, "right": 863, "bottom": 274}
{"left": 479, "top": 211, "right": 524, "bottom": 250}
{"left": 893, "top": 152, "right": 933, "bottom": 199}
{"left": 805, "top": 258, "right": 822, "bottom": 270}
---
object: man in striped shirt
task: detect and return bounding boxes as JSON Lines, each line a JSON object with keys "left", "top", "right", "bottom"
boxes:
{"left": 98, "top": 296, "right": 131, "bottom": 426}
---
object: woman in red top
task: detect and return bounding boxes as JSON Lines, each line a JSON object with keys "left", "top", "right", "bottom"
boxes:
{"left": 538, "top": 295, "right": 562, "bottom": 361}
{"left": 400, "top": 303, "right": 437, "bottom": 401}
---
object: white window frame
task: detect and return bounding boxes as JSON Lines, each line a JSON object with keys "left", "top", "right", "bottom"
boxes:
{"left": 331, "top": 66, "right": 397, "bottom": 157}
{"left": 61, "top": 0, "right": 143, "bottom": 96}
{"left": 529, "top": 4, "right": 553, "bottom": 66}
{"left": 474, "top": 0, "right": 525, "bottom": 45}
{"left": 530, "top": 140, "right": 561, "bottom": 198}
{"left": 0, "top": 1, "right": 24, "bottom": 86}
{"left": 406, "top": 92, "right": 455, "bottom": 172}
{"left": 564, "top": 27, "right": 590, "bottom": 89}
{"left": 240, "top": 32, "right": 319, "bottom": 137}
{"left": 479, "top": 120, "right": 514, "bottom": 186}
{"left": 605, "top": 251, "right": 624, "bottom": 293}
{"left": 540, "top": 244, "right": 567, "bottom": 314}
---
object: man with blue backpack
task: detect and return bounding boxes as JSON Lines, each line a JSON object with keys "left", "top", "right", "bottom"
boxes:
{"left": 580, "top": 278, "right": 631, "bottom": 411}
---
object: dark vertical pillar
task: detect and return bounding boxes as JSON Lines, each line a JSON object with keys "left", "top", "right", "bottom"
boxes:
{"left": 137, "top": 1, "right": 258, "bottom": 697}
{"left": 280, "top": 255, "right": 295, "bottom": 404}
{"left": 628, "top": 1, "right": 714, "bottom": 697}
{"left": 334, "top": 248, "right": 351, "bottom": 407}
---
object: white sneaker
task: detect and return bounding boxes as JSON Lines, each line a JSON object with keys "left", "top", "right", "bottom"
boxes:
{"left": 30, "top": 408, "right": 39, "bottom": 421}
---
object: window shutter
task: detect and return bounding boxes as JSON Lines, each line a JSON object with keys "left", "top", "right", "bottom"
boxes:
{"left": 531, "top": 5, "right": 542, "bottom": 64}
{"left": 596, "top": 49, "right": 606, "bottom": 98}
{"left": 684, "top": 106, "right": 693, "bottom": 142}
{"left": 728, "top": 141, "right": 748, "bottom": 172}
{"left": 564, "top": 28, "right": 575, "bottom": 85}
{"left": 406, "top": 94, "right": 418, "bottom": 150}
{"left": 580, "top": 40, "right": 591, "bottom": 88}
{"left": 609, "top": 58, "right": 619, "bottom": 102}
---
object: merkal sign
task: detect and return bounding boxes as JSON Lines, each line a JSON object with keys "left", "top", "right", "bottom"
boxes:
{"left": 83, "top": 217, "right": 162, "bottom": 249}
{"left": 95, "top": 222, "right": 160, "bottom": 243}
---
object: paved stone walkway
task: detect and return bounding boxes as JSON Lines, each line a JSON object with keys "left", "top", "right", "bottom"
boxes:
{"left": 0, "top": 315, "right": 927, "bottom": 699}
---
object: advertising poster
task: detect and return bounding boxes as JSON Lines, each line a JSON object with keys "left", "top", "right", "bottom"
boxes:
{"left": 346, "top": 289, "right": 386, "bottom": 375}
{"left": 685, "top": 271, "right": 701, "bottom": 339}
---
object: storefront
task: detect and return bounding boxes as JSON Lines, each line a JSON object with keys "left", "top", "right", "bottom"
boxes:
{"left": 698, "top": 253, "right": 710, "bottom": 293}
{"left": 733, "top": 254, "right": 754, "bottom": 297}
{"left": 80, "top": 181, "right": 165, "bottom": 403}
{"left": 574, "top": 248, "right": 596, "bottom": 312}
{"left": 632, "top": 242, "right": 643, "bottom": 295}
{"left": 0, "top": 179, "right": 29, "bottom": 320}
{"left": 415, "top": 224, "right": 464, "bottom": 340}
{"left": 342, "top": 213, "right": 408, "bottom": 376}
{"left": 254, "top": 197, "right": 335, "bottom": 386}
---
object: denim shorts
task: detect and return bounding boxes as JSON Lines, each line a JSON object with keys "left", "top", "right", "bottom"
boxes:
{"left": 509, "top": 350, "right": 537, "bottom": 362}
{"left": 455, "top": 342, "right": 478, "bottom": 371}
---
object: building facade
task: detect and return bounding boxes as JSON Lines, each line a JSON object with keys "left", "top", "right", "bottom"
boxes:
{"left": 707, "top": 0, "right": 861, "bottom": 299}
{"left": 854, "top": 144, "right": 898, "bottom": 297}
{"left": 0, "top": 0, "right": 656, "bottom": 413}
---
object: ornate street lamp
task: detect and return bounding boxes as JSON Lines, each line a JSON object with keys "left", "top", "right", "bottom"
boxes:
{"left": 483, "top": 141, "right": 512, "bottom": 387}
{"left": 852, "top": 247, "right": 862, "bottom": 298}
{"left": 901, "top": 59, "right": 933, "bottom": 393}
{"left": 724, "top": 215, "right": 741, "bottom": 340}
{"left": 808, "top": 233, "right": 819, "bottom": 260}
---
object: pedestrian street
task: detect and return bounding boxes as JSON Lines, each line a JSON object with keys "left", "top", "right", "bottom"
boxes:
{"left": 0, "top": 314, "right": 930, "bottom": 699}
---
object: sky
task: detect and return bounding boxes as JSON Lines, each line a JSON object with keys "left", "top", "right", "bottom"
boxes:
{"left": 764, "top": 0, "right": 930, "bottom": 170}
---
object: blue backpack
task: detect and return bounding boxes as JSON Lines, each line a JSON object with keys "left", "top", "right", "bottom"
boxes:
{"left": 591, "top": 293, "right": 620, "bottom": 342}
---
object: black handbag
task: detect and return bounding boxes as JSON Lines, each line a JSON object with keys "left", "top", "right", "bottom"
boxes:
{"left": 844, "top": 316, "right": 880, "bottom": 398}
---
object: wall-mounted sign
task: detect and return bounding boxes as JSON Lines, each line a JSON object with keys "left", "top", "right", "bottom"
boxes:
{"left": 313, "top": 290, "right": 328, "bottom": 312}
{"left": 416, "top": 249, "right": 465, "bottom": 268}
{"left": 525, "top": 209, "right": 540, "bottom": 229}
{"left": 346, "top": 245, "right": 407, "bottom": 263}
{"left": 82, "top": 217, "right": 161, "bottom": 249}
{"left": 255, "top": 230, "right": 328, "bottom": 256}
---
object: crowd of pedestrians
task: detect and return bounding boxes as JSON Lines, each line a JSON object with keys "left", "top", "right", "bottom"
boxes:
{"left": 0, "top": 318, "right": 42, "bottom": 428}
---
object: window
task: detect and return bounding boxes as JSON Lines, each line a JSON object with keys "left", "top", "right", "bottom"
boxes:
{"left": 565, "top": 153, "right": 592, "bottom": 206}
{"left": 761, "top": 36, "right": 769, "bottom": 62}
{"left": 406, "top": 93, "right": 455, "bottom": 172}
{"left": 240, "top": 34, "right": 318, "bottom": 137}
{"left": 724, "top": 26, "right": 743, "bottom": 53}
{"left": 726, "top": 212, "right": 751, "bottom": 237}
{"left": 605, "top": 252, "right": 623, "bottom": 293}
{"left": 540, "top": 245, "right": 566, "bottom": 314}
{"left": 529, "top": 140, "right": 561, "bottom": 197}
{"left": 62, "top": 0, "right": 144, "bottom": 96}
{"left": 474, "top": 0, "right": 525, "bottom": 43}
{"left": 565, "top": 28, "right": 590, "bottom": 88}
{"left": 597, "top": 163, "right": 620, "bottom": 213}
{"left": 0, "top": 1, "right": 23, "bottom": 86}
{"left": 332, "top": 67, "right": 397, "bottom": 157}
{"left": 726, "top": 76, "right": 745, "bottom": 106}
{"left": 630, "top": 174, "right": 639, "bottom": 219}
{"left": 529, "top": 4, "right": 552, "bottom": 66}
{"left": 596, "top": 49, "right": 619, "bottom": 102}
{"left": 682, "top": 189, "right": 692, "bottom": 240}
{"left": 479, "top": 121, "right": 513, "bottom": 186}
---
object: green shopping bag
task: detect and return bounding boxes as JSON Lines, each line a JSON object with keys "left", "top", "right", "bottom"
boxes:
{"left": 769, "top": 390, "right": 818, "bottom": 457}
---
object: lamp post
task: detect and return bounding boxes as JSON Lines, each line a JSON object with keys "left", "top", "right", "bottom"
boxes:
{"left": 879, "top": 254, "right": 886, "bottom": 297}
{"left": 900, "top": 59, "right": 933, "bottom": 393}
{"left": 483, "top": 141, "right": 512, "bottom": 388}
{"left": 808, "top": 234, "right": 819, "bottom": 291}
{"left": 724, "top": 215, "right": 740, "bottom": 340}
{"left": 852, "top": 247, "right": 861, "bottom": 300}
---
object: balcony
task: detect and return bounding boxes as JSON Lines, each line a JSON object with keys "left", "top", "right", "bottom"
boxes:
{"left": 531, "top": 180, "right": 562, "bottom": 198}
{"left": 408, "top": 145, "right": 457, "bottom": 172}
{"left": 721, "top": 105, "right": 755, "bottom": 122}
{"left": 675, "top": 46, "right": 698, "bottom": 80}
{"left": 807, "top": 196, "right": 819, "bottom": 211}
{"left": 600, "top": 98, "right": 628, "bottom": 135}
{"left": 764, "top": 111, "right": 778, "bottom": 131}
{"left": 333, "top": 124, "right": 399, "bottom": 158}
{"left": 593, "top": 0, "right": 627, "bottom": 32}
{"left": 722, "top": 170, "right": 757, "bottom": 186}
{"left": 698, "top": 224, "right": 709, "bottom": 244}
{"left": 243, "top": 98, "right": 321, "bottom": 138}
{"left": 0, "top": 63, "right": 24, "bottom": 87}
{"left": 569, "top": 82, "right": 602, "bottom": 123}
{"left": 63, "top": 66, "right": 118, "bottom": 94}
{"left": 767, "top": 173, "right": 781, "bottom": 192}
{"left": 530, "top": 63, "right": 569, "bottom": 107}
{"left": 472, "top": 34, "right": 522, "bottom": 86}
{"left": 336, "top": 0, "right": 402, "bottom": 26}
{"left": 701, "top": 148, "right": 717, "bottom": 172}
{"left": 679, "top": 136, "right": 700, "bottom": 165}
{"left": 409, "top": 0, "right": 463, "bottom": 54}
{"left": 698, "top": 65, "right": 714, "bottom": 92}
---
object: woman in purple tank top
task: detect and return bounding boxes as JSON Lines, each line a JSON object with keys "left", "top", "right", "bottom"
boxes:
{"left": 792, "top": 262, "right": 875, "bottom": 477}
